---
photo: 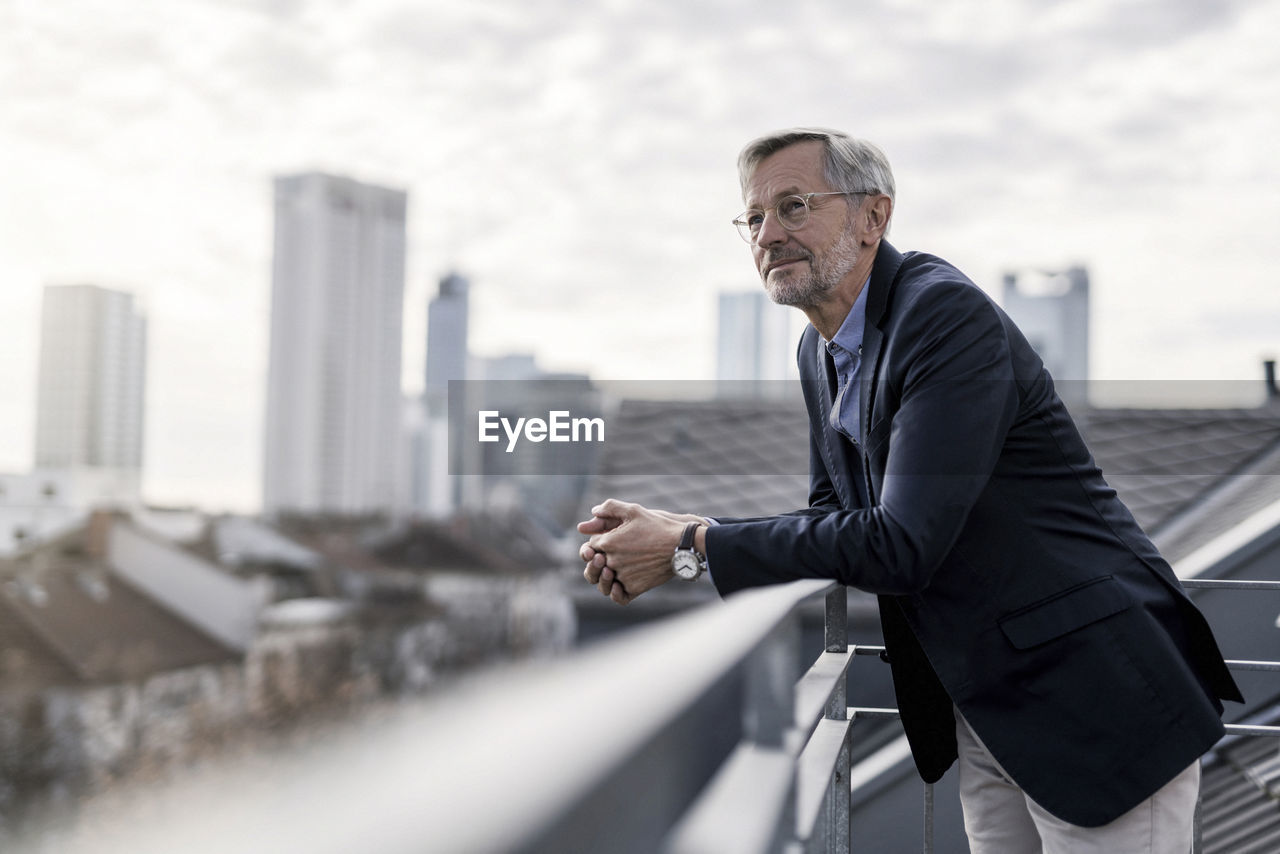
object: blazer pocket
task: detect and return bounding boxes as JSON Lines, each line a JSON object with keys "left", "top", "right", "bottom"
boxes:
{"left": 998, "top": 575, "right": 1132, "bottom": 650}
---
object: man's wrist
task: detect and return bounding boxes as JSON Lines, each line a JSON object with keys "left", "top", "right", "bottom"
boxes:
{"left": 671, "top": 521, "right": 708, "bottom": 581}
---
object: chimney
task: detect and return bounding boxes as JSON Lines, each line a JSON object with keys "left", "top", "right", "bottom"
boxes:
{"left": 1266, "top": 360, "right": 1279, "bottom": 403}
{"left": 85, "top": 509, "right": 115, "bottom": 560}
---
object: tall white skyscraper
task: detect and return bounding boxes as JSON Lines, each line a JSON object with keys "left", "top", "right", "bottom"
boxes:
{"left": 716, "top": 290, "right": 795, "bottom": 396}
{"left": 35, "top": 284, "right": 147, "bottom": 477}
{"left": 263, "top": 173, "right": 407, "bottom": 515}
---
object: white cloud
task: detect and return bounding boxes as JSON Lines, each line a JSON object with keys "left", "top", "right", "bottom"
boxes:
{"left": 1, "top": 0, "right": 1276, "bottom": 509}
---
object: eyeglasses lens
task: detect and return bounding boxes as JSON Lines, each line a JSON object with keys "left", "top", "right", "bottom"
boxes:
{"left": 735, "top": 195, "right": 811, "bottom": 243}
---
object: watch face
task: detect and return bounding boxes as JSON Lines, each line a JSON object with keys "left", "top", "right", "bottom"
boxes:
{"left": 672, "top": 551, "right": 701, "bottom": 580}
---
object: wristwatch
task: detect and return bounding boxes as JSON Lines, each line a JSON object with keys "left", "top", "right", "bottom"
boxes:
{"left": 671, "top": 521, "right": 708, "bottom": 581}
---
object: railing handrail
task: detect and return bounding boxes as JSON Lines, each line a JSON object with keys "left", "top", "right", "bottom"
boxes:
{"left": 18, "top": 572, "right": 1280, "bottom": 854}
{"left": 21, "top": 578, "right": 844, "bottom": 854}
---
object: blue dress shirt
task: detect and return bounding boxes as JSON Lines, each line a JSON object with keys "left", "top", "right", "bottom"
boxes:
{"left": 824, "top": 278, "right": 870, "bottom": 442}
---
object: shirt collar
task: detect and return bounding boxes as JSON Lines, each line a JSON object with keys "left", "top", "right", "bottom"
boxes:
{"left": 822, "top": 276, "right": 871, "bottom": 355}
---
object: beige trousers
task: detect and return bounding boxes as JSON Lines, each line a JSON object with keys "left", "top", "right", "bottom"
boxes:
{"left": 955, "top": 706, "right": 1199, "bottom": 853}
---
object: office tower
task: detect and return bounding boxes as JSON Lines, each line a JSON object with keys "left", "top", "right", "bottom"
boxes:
{"left": 716, "top": 290, "right": 795, "bottom": 396}
{"left": 425, "top": 272, "right": 469, "bottom": 410}
{"left": 263, "top": 173, "right": 407, "bottom": 515}
{"left": 416, "top": 272, "right": 470, "bottom": 516}
{"left": 1002, "top": 266, "right": 1090, "bottom": 403}
{"left": 35, "top": 284, "right": 147, "bottom": 477}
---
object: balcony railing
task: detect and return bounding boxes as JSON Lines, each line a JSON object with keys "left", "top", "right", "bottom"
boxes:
{"left": 840, "top": 578, "right": 1280, "bottom": 854}
{"left": 19, "top": 577, "right": 1280, "bottom": 854}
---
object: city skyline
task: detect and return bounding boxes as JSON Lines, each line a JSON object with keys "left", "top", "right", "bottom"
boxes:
{"left": 2, "top": 0, "right": 1277, "bottom": 512}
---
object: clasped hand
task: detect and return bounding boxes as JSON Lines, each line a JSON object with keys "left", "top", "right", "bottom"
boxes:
{"left": 577, "top": 499, "right": 704, "bottom": 605}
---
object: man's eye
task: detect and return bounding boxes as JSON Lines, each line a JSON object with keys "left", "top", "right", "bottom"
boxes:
{"left": 746, "top": 212, "right": 765, "bottom": 227}
{"left": 779, "top": 198, "right": 807, "bottom": 216}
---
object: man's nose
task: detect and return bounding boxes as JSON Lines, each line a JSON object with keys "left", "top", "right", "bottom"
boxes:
{"left": 755, "top": 210, "right": 788, "bottom": 247}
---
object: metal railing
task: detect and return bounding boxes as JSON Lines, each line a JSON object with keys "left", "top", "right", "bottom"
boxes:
{"left": 844, "top": 578, "right": 1280, "bottom": 854}
{"left": 21, "top": 577, "right": 856, "bottom": 854}
{"left": 669, "top": 580, "right": 853, "bottom": 854}
{"left": 20, "top": 577, "right": 1280, "bottom": 854}
{"left": 1181, "top": 579, "right": 1280, "bottom": 737}
{"left": 1182, "top": 578, "right": 1280, "bottom": 854}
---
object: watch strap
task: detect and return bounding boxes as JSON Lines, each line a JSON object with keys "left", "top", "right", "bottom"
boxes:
{"left": 678, "top": 521, "right": 700, "bottom": 551}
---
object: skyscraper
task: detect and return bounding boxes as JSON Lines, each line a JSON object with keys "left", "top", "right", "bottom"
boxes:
{"left": 716, "top": 290, "right": 795, "bottom": 396}
{"left": 416, "top": 272, "right": 470, "bottom": 516}
{"left": 35, "top": 284, "right": 147, "bottom": 477}
{"left": 1002, "top": 266, "right": 1090, "bottom": 404}
{"left": 263, "top": 173, "right": 407, "bottom": 515}
{"left": 425, "top": 271, "right": 469, "bottom": 411}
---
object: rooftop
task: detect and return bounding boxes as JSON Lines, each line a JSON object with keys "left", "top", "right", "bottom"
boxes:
{"left": 0, "top": 534, "right": 237, "bottom": 690}
{"left": 586, "top": 397, "right": 1280, "bottom": 564}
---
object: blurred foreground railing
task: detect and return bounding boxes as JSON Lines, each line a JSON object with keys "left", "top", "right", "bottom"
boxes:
{"left": 22, "top": 578, "right": 855, "bottom": 854}
{"left": 22, "top": 577, "right": 1280, "bottom": 854}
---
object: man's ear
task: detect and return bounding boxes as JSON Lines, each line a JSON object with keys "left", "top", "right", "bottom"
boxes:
{"left": 860, "top": 195, "right": 893, "bottom": 244}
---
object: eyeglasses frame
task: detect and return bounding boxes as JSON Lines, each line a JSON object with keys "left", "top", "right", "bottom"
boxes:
{"left": 732, "top": 190, "right": 878, "bottom": 244}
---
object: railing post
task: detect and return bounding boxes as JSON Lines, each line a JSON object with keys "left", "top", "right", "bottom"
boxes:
{"left": 823, "top": 586, "right": 850, "bottom": 853}
{"left": 824, "top": 586, "right": 848, "bottom": 715}
{"left": 1192, "top": 780, "right": 1202, "bottom": 854}
{"left": 923, "top": 782, "right": 934, "bottom": 854}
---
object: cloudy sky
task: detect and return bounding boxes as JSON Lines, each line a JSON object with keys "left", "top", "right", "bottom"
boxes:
{"left": 2, "top": 0, "right": 1277, "bottom": 511}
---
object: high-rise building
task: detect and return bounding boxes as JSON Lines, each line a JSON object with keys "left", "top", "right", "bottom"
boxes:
{"left": 716, "top": 290, "right": 795, "bottom": 396}
{"left": 425, "top": 272, "right": 469, "bottom": 410}
{"left": 35, "top": 284, "right": 147, "bottom": 478}
{"left": 1002, "top": 266, "right": 1090, "bottom": 404}
{"left": 407, "top": 272, "right": 471, "bottom": 517}
{"left": 263, "top": 173, "right": 407, "bottom": 515}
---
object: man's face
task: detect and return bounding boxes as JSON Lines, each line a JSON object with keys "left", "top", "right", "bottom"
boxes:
{"left": 744, "top": 141, "right": 862, "bottom": 309}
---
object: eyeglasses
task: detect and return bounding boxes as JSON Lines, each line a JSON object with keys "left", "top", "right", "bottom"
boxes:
{"left": 732, "top": 191, "right": 876, "bottom": 244}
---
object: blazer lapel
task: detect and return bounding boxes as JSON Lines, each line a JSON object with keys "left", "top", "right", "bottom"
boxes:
{"left": 859, "top": 323, "right": 884, "bottom": 448}
{"left": 857, "top": 241, "right": 905, "bottom": 446}
{"left": 857, "top": 242, "right": 905, "bottom": 502}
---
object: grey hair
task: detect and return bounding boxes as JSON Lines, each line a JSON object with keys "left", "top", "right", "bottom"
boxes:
{"left": 738, "top": 128, "right": 896, "bottom": 207}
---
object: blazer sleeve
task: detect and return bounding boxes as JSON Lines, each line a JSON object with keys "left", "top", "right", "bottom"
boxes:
{"left": 707, "top": 279, "right": 1020, "bottom": 597}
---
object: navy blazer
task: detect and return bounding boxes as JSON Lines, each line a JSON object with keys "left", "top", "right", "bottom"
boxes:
{"left": 706, "top": 241, "right": 1242, "bottom": 826}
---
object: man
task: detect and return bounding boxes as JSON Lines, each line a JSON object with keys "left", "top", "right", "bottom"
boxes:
{"left": 579, "top": 128, "right": 1242, "bottom": 851}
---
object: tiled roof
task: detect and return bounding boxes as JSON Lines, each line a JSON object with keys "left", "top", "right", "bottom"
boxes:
{"left": 595, "top": 399, "right": 809, "bottom": 519}
{"left": 1073, "top": 407, "right": 1280, "bottom": 537}
{"left": 1150, "top": 441, "right": 1280, "bottom": 565}
{"left": 602, "top": 399, "right": 809, "bottom": 478}
{"left": 0, "top": 594, "right": 78, "bottom": 690}
{"left": 279, "top": 514, "right": 548, "bottom": 575}
{"left": 0, "top": 559, "right": 236, "bottom": 688}
{"left": 586, "top": 398, "right": 1280, "bottom": 556}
